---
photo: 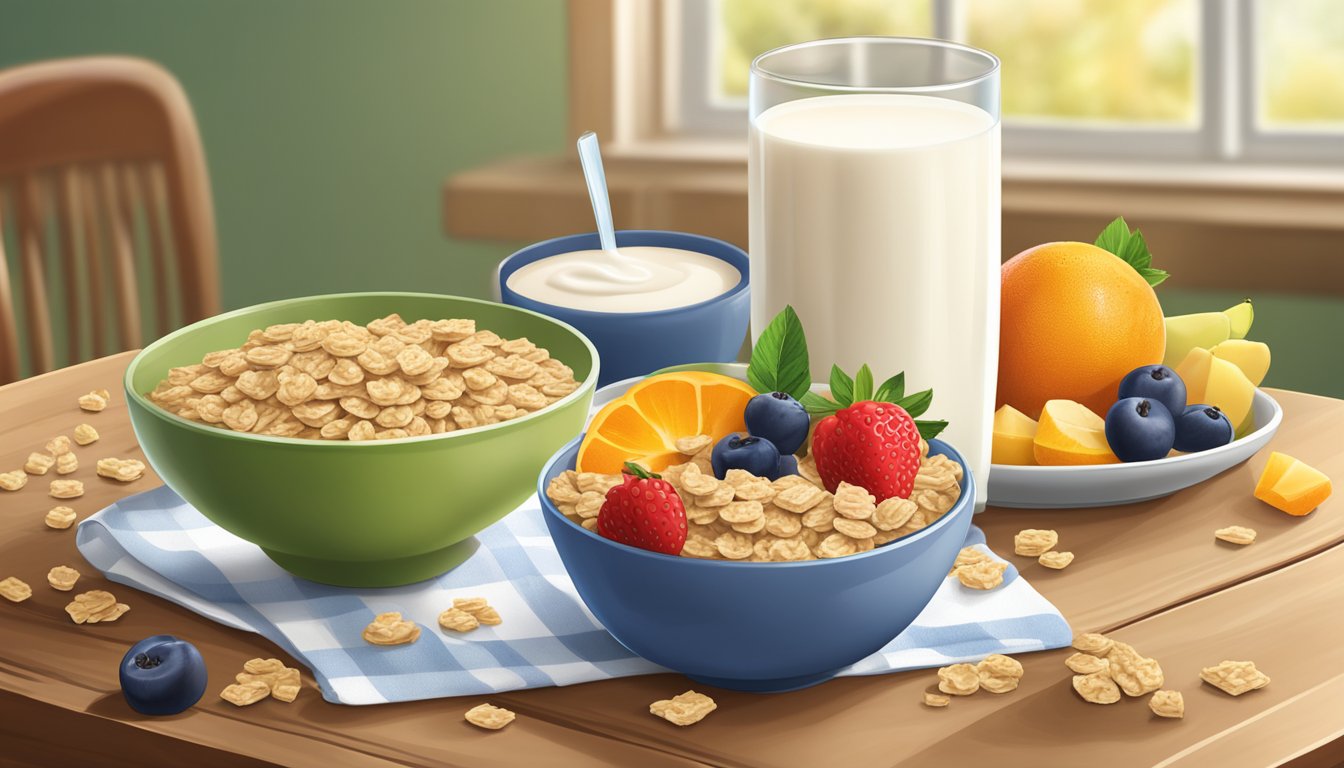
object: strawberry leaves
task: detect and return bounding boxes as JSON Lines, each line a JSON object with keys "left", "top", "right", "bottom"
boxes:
{"left": 746, "top": 305, "right": 810, "bottom": 399}
{"left": 748, "top": 306, "right": 949, "bottom": 440}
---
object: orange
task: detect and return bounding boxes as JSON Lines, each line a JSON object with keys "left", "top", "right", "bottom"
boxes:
{"left": 1254, "top": 451, "right": 1332, "bottom": 516}
{"left": 998, "top": 242, "right": 1165, "bottom": 419}
{"left": 1032, "top": 399, "right": 1119, "bottom": 466}
{"left": 576, "top": 371, "right": 757, "bottom": 474}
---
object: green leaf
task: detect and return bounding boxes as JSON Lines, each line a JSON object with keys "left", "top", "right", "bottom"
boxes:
{"left": 746, "top": 305, "right": 811, "bottom": 399}
{"left": 916, "top": 420, "right": 948, "bottom": 441}
{"left": 829, "top": 364, "right": 854, "bottom": 407}
{"left": 874, "top": 372, "right": 905, "bottom": 403}
{"left": 852, "top": 364, "right": 874, "bottom": 402}
{"left": 895, "top": 388, "right": 933, "bottom": 418}
{"left": 1094, "top": 216, "right": 1170, "bottom": 287}
{"left": 800, "top": 391, "right": 838, "bottom": 416}
{"left": 622, "top": 461, "right": 657, "bottom": 479}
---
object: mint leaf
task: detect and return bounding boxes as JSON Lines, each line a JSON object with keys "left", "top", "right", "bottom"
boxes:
{"left": 853, "top": 364, "right": 874, "bottom": 402}
{"left": 895, "top": 388, "right": 933, "bottom": 418}
{"left": 800, "top": 391, "right": 838, "bottom": 416}
{"left": 747, "top": 305, "right": 810, "bottom": 398}
{"left": 874, "top": 372, "right": 905, "bottom": 403}
{"left": 916, "top": 420, "right": 948, "bottom": 441}
{"left": 829, "top": 365, "right": 854, "bottom": 407}
{"left": 1095, "top": 216, "right": 1169, "bottom": 287}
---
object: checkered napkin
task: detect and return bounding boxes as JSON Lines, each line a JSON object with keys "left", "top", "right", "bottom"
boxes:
{"left": 76, "top": 486, "right": 1070, "bottom": 705}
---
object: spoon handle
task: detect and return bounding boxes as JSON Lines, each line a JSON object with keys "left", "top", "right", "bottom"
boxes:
{"left": 577, "top": 132, "right": 619, "bottom": 253}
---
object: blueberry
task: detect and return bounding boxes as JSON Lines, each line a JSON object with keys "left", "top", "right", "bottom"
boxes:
{"left": 119, "top": 635, "right": 208, "bottom": 716}
{"left": 1173, "top": 404, "right": 1234, "bottom": 453}
{"left": 1104, "top": 397, "right": 1176, "bottom": 463}
{"left": 769, "top": 453, "right": 799, "bottom": 481}
{"left": 711, "top": 433, "right": 780, "bottom": 479}
{"left": 1118, "top": 365, "right": 1187, "bottom": 419}
{"left": 743, "top": 392, "right": 810, "bottom": 455}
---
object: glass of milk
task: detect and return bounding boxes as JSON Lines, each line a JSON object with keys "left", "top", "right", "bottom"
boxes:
{"left": 749, "top": 37, "right": 1000, "bottom": 512}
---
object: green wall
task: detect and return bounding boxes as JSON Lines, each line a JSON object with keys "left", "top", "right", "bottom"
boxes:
{"left": 0, "top": 0, "right": 564, "bottom": 311}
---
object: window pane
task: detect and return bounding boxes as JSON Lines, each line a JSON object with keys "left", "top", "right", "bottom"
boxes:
{"left": 961, "top": 0, "right": 1198, "bottom": 125}
{"left": 716, "top": 0, "right": 932, "bottom": 100}
{"left": 1257, "top": 0, "right": 1344, "bottom": 129}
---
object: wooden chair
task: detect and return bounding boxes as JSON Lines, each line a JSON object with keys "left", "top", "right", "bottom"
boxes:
{"left": 0, "top": 56, "right": 219, "bottom": 384}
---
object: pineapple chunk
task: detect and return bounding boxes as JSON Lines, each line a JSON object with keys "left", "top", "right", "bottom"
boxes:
{"left": 1255, "top": 452, "right": 1331, "bottom": 516}
{"left": 1211, "top": 339, "right": 1271, "bottom": 387}
{"left": 993, "top": 405, "right": 1038, "bottom": 465}
{"left": 1033, "top": 400, "right": 1119, "bottom": 466}
{"left": 1177, "top": 347, "right": 1256, "bottom": 428}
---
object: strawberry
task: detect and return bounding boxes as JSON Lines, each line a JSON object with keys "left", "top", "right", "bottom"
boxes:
{"left": 802, "top": 364, "right": 948, "bottom": 502}
{"left": 596, "top": 462, "right": 688, "bottom": 555}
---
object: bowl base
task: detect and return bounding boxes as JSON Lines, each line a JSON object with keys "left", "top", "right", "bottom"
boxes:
{"left": 686, "top": 667, "right": 842, "bottom": 694}
{"left": 263, "top": 537, "right": 481, "bottom": 587}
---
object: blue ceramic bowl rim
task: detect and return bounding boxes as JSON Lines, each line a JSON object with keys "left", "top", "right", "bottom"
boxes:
{"left": 537, "top": 434, "right": 975, "bottom": 569}
{"left": 123, "top": 291, "right": 600, "bottom": 448}
{"left": 498, "top": 230, "right": 750, "bottom": 319}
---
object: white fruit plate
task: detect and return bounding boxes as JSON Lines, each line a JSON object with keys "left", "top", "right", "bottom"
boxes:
{"left": 987, "top": 389, "right": 1283, "bottom": 509}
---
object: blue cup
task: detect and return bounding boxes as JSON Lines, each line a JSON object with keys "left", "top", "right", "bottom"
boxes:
{"left": 497, "top": 230, "right": 750, "bottom": 386}
{"left": 538, "top": 436, "right": 976, "bottom": 693}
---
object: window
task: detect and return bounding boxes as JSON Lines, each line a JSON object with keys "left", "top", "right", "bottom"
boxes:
{"left": 663, "top": 0, "right": 1344, "bottom": 163}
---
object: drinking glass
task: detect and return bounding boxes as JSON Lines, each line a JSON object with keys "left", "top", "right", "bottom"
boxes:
{"left": 749, "top": 37, "right": 1001, "bottom": 511}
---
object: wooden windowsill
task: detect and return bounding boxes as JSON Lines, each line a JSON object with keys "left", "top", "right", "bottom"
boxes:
{"left": 442, "top": 153, "right": 1344, "bottom": 295}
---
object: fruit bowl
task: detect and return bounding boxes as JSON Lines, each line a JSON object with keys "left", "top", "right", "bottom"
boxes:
{"left": 538, "top": 365, "right": 975, "bottom": 692}
{"left": 987, "top": 389, "right": 1282, "bottom": 509}
{"left": 124, "top": 292, "right": 598, "bottom": 587}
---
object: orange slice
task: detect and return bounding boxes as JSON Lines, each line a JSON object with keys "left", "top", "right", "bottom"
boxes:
{"left": 1033, "top": 399, "right": 1120, "bottom": 466}
{"left": 577, "top": 371, "right": 757, "bottom": 474}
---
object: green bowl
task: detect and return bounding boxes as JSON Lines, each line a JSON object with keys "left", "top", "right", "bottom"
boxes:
{"left": 124, "top": 292, "right": 598, "bottom": 587}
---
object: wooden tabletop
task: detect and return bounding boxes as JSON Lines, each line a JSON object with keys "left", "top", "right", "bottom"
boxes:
{"left": 1, "top": 351, "right": 1341, "bottom": 768}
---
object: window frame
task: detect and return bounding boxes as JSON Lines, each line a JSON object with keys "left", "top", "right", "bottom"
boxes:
{"left": 656, "top": 0, "right": 1341, "bottom": 165}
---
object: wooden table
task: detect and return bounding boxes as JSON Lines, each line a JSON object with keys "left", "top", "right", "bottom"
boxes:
{"left": 2, "top": 352, "right": 1341, "bottom": 768}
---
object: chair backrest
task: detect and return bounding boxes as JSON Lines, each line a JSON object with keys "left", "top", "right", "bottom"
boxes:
{"left": 0, "top": 56, "right": 219, "bottom": 383}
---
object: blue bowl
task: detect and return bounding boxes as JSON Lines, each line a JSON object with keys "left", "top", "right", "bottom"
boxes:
{"left": 538, "top": 437, "right": 976, "bottom": 692}
{"left": 498, "top": 230, "right": 750, "bottom": 386}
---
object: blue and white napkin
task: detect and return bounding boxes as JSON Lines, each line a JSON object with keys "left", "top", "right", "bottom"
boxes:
{"left": 76, "top": 485, "right": 1071, "bottom": 705}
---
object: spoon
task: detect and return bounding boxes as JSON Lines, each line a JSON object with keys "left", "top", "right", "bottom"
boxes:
{"left": 577, "top": 131, "right": 619, "bottom": 253}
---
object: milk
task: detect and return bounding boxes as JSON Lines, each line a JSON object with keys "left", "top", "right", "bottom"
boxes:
{"left": 506, "top": 246, "right": 741, "bottom": 313}
{"left": 749, "top": 93, "right": 1000, "bottom": 511}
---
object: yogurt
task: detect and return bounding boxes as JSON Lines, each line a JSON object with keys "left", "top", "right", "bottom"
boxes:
{"left": 506, "top": 246, "right": 741, "bottom": 313}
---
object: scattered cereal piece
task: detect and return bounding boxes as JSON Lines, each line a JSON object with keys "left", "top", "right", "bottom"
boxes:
{"left": 923, "top": 691, "right": 951, "bottom": 708}
{"left": 96, "top": 457, "right": 146, "bottom": 483}
{"left": 220, "top": 680, "right": 271, "bottom": 707}
{"left": 1215, "top": 526, "right": 1256, "bottom": 546}
{"left": 55, "top": 452, "right": 79, "bottom": 475}
{"left": 46, "top": 435, "right": 73, "bottom": 456}
{"left": 1072, "top": 633, "right": 1114, "bottom": 656}
{"left": 65, "top": 590, "right": 127, "bottom": 624}
{"left": 0, "top": 471, "right": 28, "bottom": 491}
{"left": 362, "top": 612, "right": 421, "bottom": 645}
{"left": 24, "top": 452, "right": 55, "bottom": 475}
{"left": 674, "top": 434, "right": 712, "bottom": 455}
{"left": 1073, "top": 672, "right": 1122, "bottom": 704}
{"left": 1107, "top": 641, "right": 1164, "bottom": 697}
{"left": 1149, "top": 689, "right": 1185, "bottom": 718}
{"left": 465, "top": 703, "right": 516, "bottom": 730}
{"left": 937, "top": 663, "right": 980, "bottom": 696}
{"left": 0, "top": 577, "right": 33, "bottom": 602}
{"left": 649, "top": 690, "right": 717, "bottom": 726}
{"left": 438, "top": 607, "right": 480, "bottom": 633}
{"left": 976, "top": 654, "right": 1024, "bottom": 694}
{"left": 1014, "top": 529, "right": 1058, "bottom": 556}
{"left": 452, "top": 597, "right": 503, "bottom": 626}
{"left": 47, "top": 566, "right": 80, "bottom": 591}
{"left": 1200, "top": 660, "right": 1270, "bottom": 696}
{"left": 78, "top": 392, "right": 109, "bottom": 412}
{"left": 49, "top": 479, "right": 84, "bottom": 498}
{"left": 1038, "top": 551, "right": 1075, "bottom": 569}
{"left": 45, "top": 506, "right": 77, "bottom": 529}
{"left": 956, "top": 560, "right": 1007, "bottom": 590}
{"left": 74, "top": 423, "right": 100, "bottom": 445}
{"left": 1065, "top": 653, "right": 1109, "bottom": 675}
{"left": 953, "top": 546, "right": 991, "bottom": 569}
{"left": 235, "top": 658, "right": 302, "bottom": 703}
